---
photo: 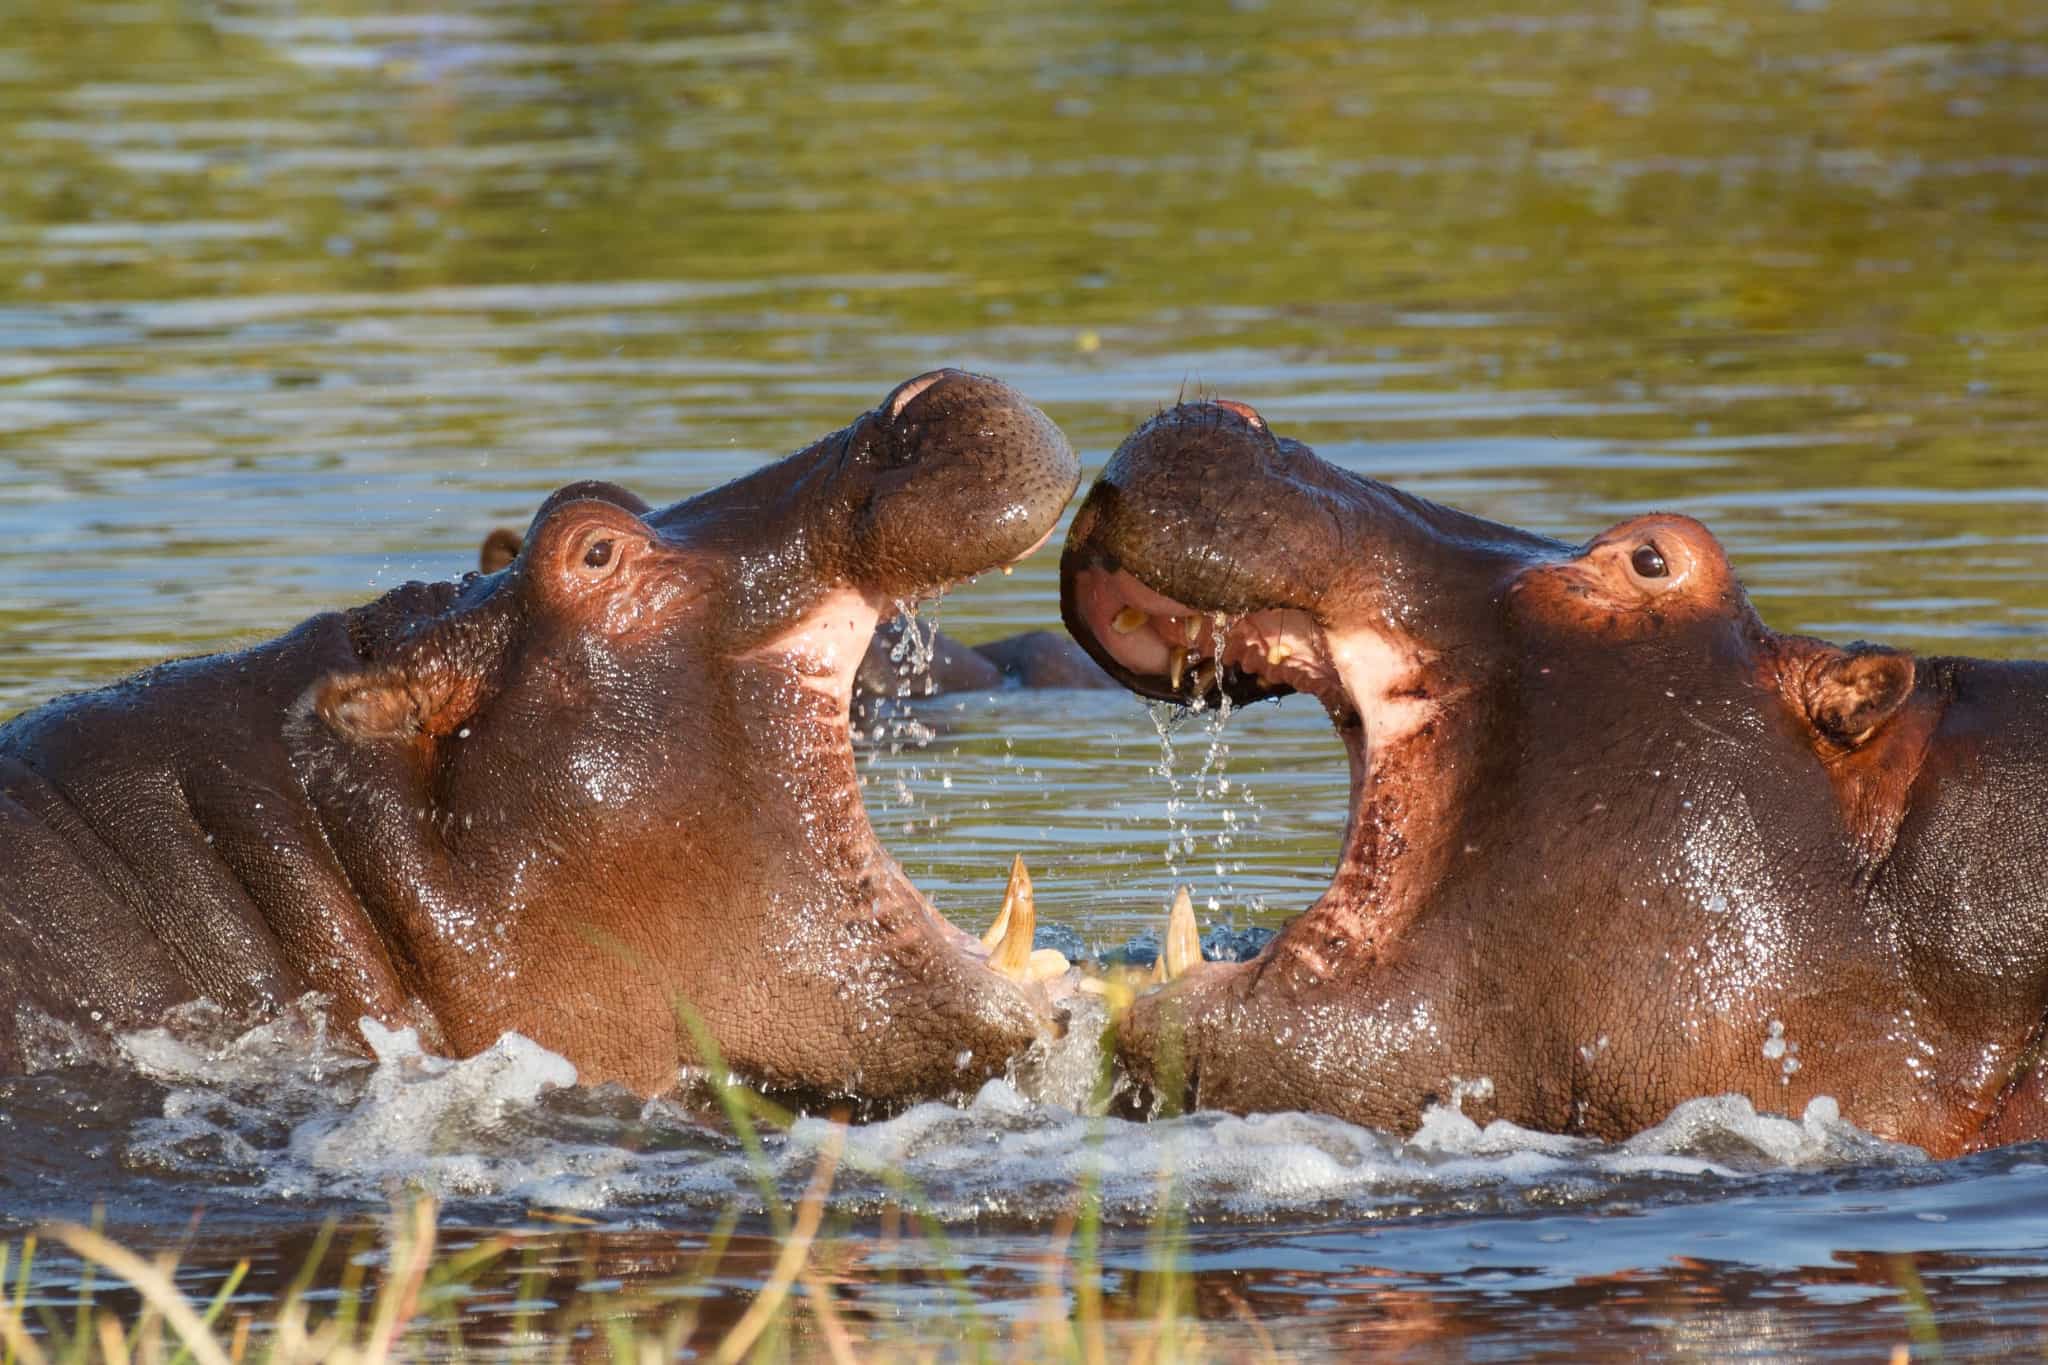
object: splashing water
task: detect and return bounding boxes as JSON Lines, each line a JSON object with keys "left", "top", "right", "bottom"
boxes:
{"left": 886, "top": 597, "right": 941, "bottom": 693}
{"left": 871, "top": 600, "right": 947, "bottom": 835}
{"left": 1149, "top": 672, "right": 1256, "bottom": 928}
{"left": 76, "top": 998, "right": 1931, "bottom": 1228}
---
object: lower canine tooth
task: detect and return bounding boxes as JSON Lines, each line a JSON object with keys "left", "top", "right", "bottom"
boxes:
{"left": 1164, "top": 886, "right": 1200, "bottom": 980}
{"left": 1111, "top": 606, "right": 1149, "bottom": 635}
{"left": 1168, "top": 646, "right": 1188, "bottom": 691}
{"left": 1147, "top": 887, "right": 1203, "bottom": 985}
{"left": 989, "top": 855, "right": 1038, "bottom": 977}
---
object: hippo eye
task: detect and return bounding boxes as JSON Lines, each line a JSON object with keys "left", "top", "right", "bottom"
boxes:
{"left": 1630, "top": 543, "right": 1668, "bottom": 579}
{"left": 583, "top": 539, "right": 614, "bottom": 569}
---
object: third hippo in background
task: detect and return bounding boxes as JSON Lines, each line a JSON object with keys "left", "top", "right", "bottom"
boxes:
{"left": 1063, "top": 399, "right": 2048, "bottom": 1158}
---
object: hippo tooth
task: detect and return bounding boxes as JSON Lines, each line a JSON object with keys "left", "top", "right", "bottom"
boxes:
{"left": 1164, "top": 885, "right": 1201, "bottom": 980}
{"left": 981, "top": 854, "right": 1022, "bottom": 950}
{"left": 989, "top": 854, "right": 1037, "bottom": 976}
{"left": 1168, "top": 646, "right": 1189, "bottom": 691}
{"left": 1024, "top": 947, "right": 1071, "bottom": 983}
{"left": 1147, "top": 886, "right": 1202, "bottom": 986}
{"left": 1266, "top": 641, "right": 1293, "bottom": 666}
{"left": 1192, "top": 661, "right": 1218, "bottom": 695}
{"left": 1111, "top": 606, "right": 1149, "bottom": 635}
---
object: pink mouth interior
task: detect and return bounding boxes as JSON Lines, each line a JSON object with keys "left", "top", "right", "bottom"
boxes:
{"left": 1070, "top": 566, "right": 1354, "bottom": 725}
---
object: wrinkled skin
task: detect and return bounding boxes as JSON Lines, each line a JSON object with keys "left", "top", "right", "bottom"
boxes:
{"left": 1, "top": 370, "right": 1083, "bottom": 1103}
{"left": 481, "top": 532, "right": 1111, "bottom": 698}
{"left": 1064, "top": 400, "right": 2048, "bottom": 1158}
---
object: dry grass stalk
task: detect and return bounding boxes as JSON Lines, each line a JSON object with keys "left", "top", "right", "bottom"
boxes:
{"left": 0, "top": 1306, "right": 51, "bottom": 1365}
{"left": 713, "top": 1123, "right": 847, "bottom": 1364}
{"left": 45, "top": 1226, "right": 230, "bottom": 1365}
{"left": 360, "top": 1198, "right": 436, "bottom": 1365}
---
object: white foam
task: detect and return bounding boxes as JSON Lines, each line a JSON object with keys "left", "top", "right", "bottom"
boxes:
{"left": 14, "top": 1004, "right": 121, "bottom": 1071}
{"left": 1621, "top": 1093, "right": 1918, "bottom": 1168}
{"left": 119, "top": 995, "right": 359, "bottom": 1087}
{"left": 107, "top": 1002, "right": 1924, "bottom": 1221}
{"left": 282, "top": 1019, "right": 577, "bottom": 1191}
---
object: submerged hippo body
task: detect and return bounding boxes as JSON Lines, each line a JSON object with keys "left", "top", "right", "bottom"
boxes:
{"left": 1, "top": 370, "right": 1082, "bottom": 1102}
{"left": 1064, "top": 400, "right": 2048, "bottom": 1157}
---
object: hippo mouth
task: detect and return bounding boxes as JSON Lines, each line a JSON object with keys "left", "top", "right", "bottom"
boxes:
{"left": 1064, "top": 564, "right": 1400, "bottom": 896}
{"left": 833, "top": 590, "right": 1085, "bottom": 998}
{"left": 720, "top": 370, "right": 1097, "bottom": 1023}
{"left": 1066, "top": 563, "right": 1362, "bottom": 724}
{"left": 1055, "top": 400, "right": 1514, "bottom": 1004}
{"left": 753, "top": 570, "right": 1081, "bottom": 998}
{"left": 1064, "top": 562, "right": 1441, "bottom": 898}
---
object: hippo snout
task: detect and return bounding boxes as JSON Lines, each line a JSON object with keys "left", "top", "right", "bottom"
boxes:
{"left": 840, "top": 369, "right": 1080, "bottom": 598}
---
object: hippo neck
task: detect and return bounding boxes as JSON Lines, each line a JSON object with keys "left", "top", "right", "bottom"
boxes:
{"left": 1267, "top": 686, "right": 1485, "bottom": 987}
{"left": 716, "top": 588, "right": 917, "bottom": 902}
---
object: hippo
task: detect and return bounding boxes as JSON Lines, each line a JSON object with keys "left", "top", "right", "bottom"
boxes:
{"left": 1062, "top": 399, "right": 2048, "bottom": 1158}
{"left": 0, "top": 369, "right": 1083, "bottom": 1104}
{"left": 480, "top": 530, "right": 1113, "bottom": 699}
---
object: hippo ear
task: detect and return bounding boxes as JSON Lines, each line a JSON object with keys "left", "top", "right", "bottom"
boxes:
{"left": 1799, "top": 644, "right": 1915, "bottom": 751}
{"left": 312, "top": 662, "right": 486, "bottom": 743}
{"left": 479, "top": 527, "right": 522, "bottom": 574}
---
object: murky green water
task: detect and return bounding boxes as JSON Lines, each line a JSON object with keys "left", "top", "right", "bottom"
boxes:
{"left": 2, "top": 0, "right": 2046, "bottom": 1357}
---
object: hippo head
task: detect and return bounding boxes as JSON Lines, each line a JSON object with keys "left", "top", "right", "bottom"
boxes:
{"left": 1058, "top": 400, "right": 2044, "bottom": 1152}
{"left": 291, "top": 370, "right": 1083, "bottom": 1102}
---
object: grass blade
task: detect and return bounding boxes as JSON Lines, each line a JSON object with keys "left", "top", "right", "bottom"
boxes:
{"left": 43, "top": 1226, "right": 228, "bottom": 1365}
{"left": 164, "top": 1255, "right": 244, "bottom": 1365}
{"left": 713, "top": 1123, "right": 846, "bottom": 1364}
{"left": 0, "top": 1304, "right": 49, "bottom": 1365}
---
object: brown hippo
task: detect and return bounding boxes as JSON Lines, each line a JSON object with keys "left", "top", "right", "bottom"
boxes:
{"left": 481, "top": 529, "right": 1112, "bottom": 699}
{"left": 0, "top": 370, "right": 1082, "bottom": 1103}
{"left": 1063, "top": 399, "right": 2048, "bottom": 1158}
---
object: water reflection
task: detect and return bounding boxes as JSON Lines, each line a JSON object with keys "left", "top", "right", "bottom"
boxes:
{"left": 18, "top": 1206, "right": 2048, "bottom": 1359}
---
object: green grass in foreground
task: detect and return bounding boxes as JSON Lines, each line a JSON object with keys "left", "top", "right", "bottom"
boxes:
{"left": 0, "top": 1156, "right": 1229, "bottom": 1363}
{"left": 0, "top": 998, "right": 1231, "bottom": 1364}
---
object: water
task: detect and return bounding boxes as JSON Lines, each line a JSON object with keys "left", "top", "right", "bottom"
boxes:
{"left": 2, "top": 0, "right": 2046, "bottom": 1356}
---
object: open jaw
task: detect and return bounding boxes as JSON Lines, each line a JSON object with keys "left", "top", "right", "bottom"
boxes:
{"left": 761, "top": 575, "right": 1082, "bottom": 1009}
{"left": 744, "top": 547, "right": 1239, "bottom": 1060}
{"left": 1045, "top": 404, "right": 1567, "bottom": 1106}
{"left": 568, "top": 364, "right": 1096, "bottom": 1101}
{"left": 1064, "top": 560, "right": 1442, "bottom": 910}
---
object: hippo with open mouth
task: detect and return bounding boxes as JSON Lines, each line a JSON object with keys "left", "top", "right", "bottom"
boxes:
{"left": 0, "top": 369, "right": 1082, "bottom": 1103}
{"left": 1063, "top": 399, "right": 2048, "bottom": 1157}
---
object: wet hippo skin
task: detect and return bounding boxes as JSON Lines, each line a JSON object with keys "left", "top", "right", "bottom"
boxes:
{"left": 1064, "top": 399, "right": 2048, "bottom": 1158}
{"left": 0, "top": 370, "right": 1086, "bottom": 1104}
{"left": 481, "top": 531, "right": 1113, "bottom": 699}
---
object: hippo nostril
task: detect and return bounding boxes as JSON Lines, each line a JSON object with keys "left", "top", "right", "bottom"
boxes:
{"left": 885, "top": 369, "right": 955, "bottom": 420}
{"left": 1212, "top": 399, "right": 1265, "bottom": 430}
